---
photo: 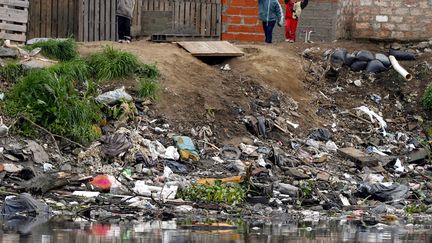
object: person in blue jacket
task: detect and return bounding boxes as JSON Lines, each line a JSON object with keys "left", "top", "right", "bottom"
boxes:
{"left": 258, "top": 0, "right": 284, "bottom": 44}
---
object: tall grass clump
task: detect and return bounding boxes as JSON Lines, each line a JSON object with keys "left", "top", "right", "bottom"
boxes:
{"left": 0, "top": 62, "right": 24, "bottom": 82}
{"left": 422, "top": 83, "right": 432, "bottom": 110}
{"left": 136, "top": 63, "right": 160, "bottom": 80}
{"left": 138, "top": 78, "right": 160, "bottom": 100}
{"left": 26, "top": 39, "right": 78, "bottom": 61}
{"left": 87, "top": 46, "right": 140, "bottom": 81}
{"left": 48, "top": 59, "right": 90, "bottom": 82}
{"left": 6, "top": 69, "right": 102, "bottom": 144}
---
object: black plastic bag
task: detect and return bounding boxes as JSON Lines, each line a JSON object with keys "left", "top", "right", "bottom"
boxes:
{"left": 350, "top": 61, "right": 368, "bottom": 72}
{"left": 356, "top": 50, "right": 374, "bottom": 62}
{"left": 389, "top": 49, "right": 416, "bottom": 61}
{"left": 308, "top": 128, "right": 331, "bottom": 141}
{"left": 357, "top": 183, "right": 409, "bottom": 202}
{"left": 1, "top": 193, "right": 51, "bottom": 215}
{"left": 366, "top": 60, "right": 387, "bottom": 73}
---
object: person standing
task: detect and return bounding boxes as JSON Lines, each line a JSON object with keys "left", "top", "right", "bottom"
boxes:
{"left": 117, "top": 0, "right": 136, "bottom": 43}
{"left": 258, "top": 0, "right": 284, "bottom": 44}
{"left": 285, "top": 0, "right": 309, "bottom": 42}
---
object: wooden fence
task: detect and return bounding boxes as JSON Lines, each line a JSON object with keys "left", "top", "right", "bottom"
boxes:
{"left": 27, "top": 0, "right": 221, "bottom": 42}
{"left": 0, "top": 0, "right": 30, "bottom": 42}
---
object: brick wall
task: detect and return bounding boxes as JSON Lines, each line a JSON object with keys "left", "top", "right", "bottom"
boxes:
{"left": 350, "top": 0, "right": 432, "bottom": 40}
{"left": 221, "top": 0, "right": 288, "bottom": 42}
{"left": 336, "top": 0, "right": 353, "bottom": 39}
{"left": 296, "top": 0, "right": 339, "bottom": 42}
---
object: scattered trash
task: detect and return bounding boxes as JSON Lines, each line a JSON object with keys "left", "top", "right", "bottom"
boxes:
{"left": 95, "top": 87, "right": 133, "bottom": 105}
{"left": 1, "top": 193, "right": 51, "bottom": 215}
{"left": 100, "top": 133, "right": 132, "bottom": 157}
{"left": 173, "top": 136, "right": 200, "bottom": 161}
{"left": 221, "top": 64, "right": 231, "bottom": 71}
{"left": 309, "top": 128, "right": 331, "bottom": 141}
{"left": 91, "top": 175, "right": 113, "bottom": 191}
{"left": 358, "top": 182, "right": 409, "bottom": 202}
{"left": 72, "top": 191, "right": 101, "bottom": 198}
{"left": 355, "top": 106, "right": 387, "bottom": 135}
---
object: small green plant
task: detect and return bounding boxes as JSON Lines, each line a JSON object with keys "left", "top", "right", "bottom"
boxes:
{"left": 26, "top": 39, "right": 78, "bottom": 61}
{"left": 404, "top": 203, "right": 427, "bottom": 214}
{"left": 48, "top": 59, "right": 90, "bottom": 82}
{"left": 0, "top": 62, "right": 24, "bottom": 82}
{"left": 136, "top": 63, "right": 160, "bottom": 79}
{"left": 87, "top": 46, "right": 141, "bottom": 81}
{"left": 422, "top": 83, "right": 432, "bottom": 110}
{"left": 6, "top": 69, "right": 102, "bottom": 144}
{"left": 138, "top": 78, "right": 160, "bottom": 100}
{"left": 178, "top": 180, "right": 246, "bottom": 207}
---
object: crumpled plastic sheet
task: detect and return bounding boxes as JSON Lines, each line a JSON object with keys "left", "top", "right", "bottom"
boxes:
{"left": 355, "top": 106, "right": 387, "bottom": 135}
{"left": 95, "top": 87, "right": 133, "bottom": 105}
{"left": 100, "top": 133, "right": 132, "bottom": 157}
{"left": 357, "top": 182, "right": 409, "bottom": 202}
{"left": 1, "top": 193, "right": 51, "bottom": 215}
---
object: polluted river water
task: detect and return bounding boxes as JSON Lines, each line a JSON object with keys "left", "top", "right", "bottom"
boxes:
{"left": 1, "top": 217, "right": 432, "bottom": 242}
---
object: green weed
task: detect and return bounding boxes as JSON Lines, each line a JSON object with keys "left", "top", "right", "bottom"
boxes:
{"left": 178, "top": 180, "right": 246, "bottom": 207}
{"left": 0, "top": 62, "right": 24, "bottom": 82}
{"left": 138, "top": 78, "right": 160, "bottom": 100}
{"left": 26, "top": 39, "right": 78, "bottom": 61}
{"left": 404, "top": 203, "right": 427, "bottom": 214}
{"left": 87, "top": 46, "right": 141, "bottom": 81}
{"left": 422, "top": 83, "right": 432, "bottom": 110}
{"left": 6, "top": 69, "right": 102, "bottom": 144}
{"left": 136, "top": 63, "right": 160, "bottom": 79}
{"left": 48, "top": 59, "right": 90, "bottom": 82}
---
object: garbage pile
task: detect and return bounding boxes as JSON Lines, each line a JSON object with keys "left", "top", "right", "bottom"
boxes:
{"left": 0, "top": 40, "right": 431, "bottom": 226}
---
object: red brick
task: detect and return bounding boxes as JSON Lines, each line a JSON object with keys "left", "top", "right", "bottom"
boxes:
{"left": 241, "top": 7, "right": 258, "bottom": 16}
{"left": 244, "top": 17, "right": 258, "bottom": 25}
{"left": 222, "top": 15, "right": 242, "bottom": 24}
{"left": 226, "top": 7, "right": 242, "bottom": 15}
{"left": 222, "top": 33, "right": 263, "bottom": 42}
{"left": 231, "top": 0, "right": 258, "bottom": 7}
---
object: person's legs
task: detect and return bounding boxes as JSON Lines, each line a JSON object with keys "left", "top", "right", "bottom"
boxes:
{"left": 117, "top": 16, "right": 126, "bottom": 41}
{"left": 262, "top": 21, "right": 270, "bottom": 43}
{"left": 290, "top": 19, "right": 298, "bottom": 42}
{"left": 286, "top": 18, "right": 294, "bottom": 41}
{"left": 124, "top": 17, "right": 132, "bottom": 41}
{"left": 267, "top": 21, "right": 276, "bottom": 43}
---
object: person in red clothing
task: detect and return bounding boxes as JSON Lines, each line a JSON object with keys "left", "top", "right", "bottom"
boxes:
{"left": 285, "top": 0, "right": 309, "bottom": 42}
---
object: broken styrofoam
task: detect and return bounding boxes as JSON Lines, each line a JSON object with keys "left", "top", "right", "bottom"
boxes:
{"left": 355, "top": 106, "right": 387, "bottom": 135}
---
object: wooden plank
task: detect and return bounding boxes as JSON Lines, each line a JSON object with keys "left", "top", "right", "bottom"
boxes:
{"left": 177, "top": 41, "right": 244, "bottom": 57}
{"left": 195, "top": 1, "right": 201, "bottom": 34}
{"left": 110, "top": 0, "right": 116, "bottom": 40}
{"left": 83, "top": 0, "right": 89, "bottom": 41}
{"left": 68, "top": 0, "right": 74, "bottom": 37}
{"left": 179, "top": 1, "right": 184, "bottom": 27}
{"left": 77, "top": 0, "right": 84, "bottom": 41}
{"left": 185, "top": 1, "right": 190, "bottom": 27}
{"left": 142, "top": 0, "right": 148, "bottom": 11}
{"left": 0, "top": 22, "right": 26, "bottom": 32}
{"left": 57, "top": 0, "right": 67, "bottom": 37}
{"left": 190, "top": 1, "right": 195, "bottom": 29}
{"left": 205, "top": 3, "right": 211, "bottom": 36}
{"left": 0, "top": 0, "right": 29, "bottom": 8}
{"left": 216, "top": 1, "right": 221, "bottom": 37}
{"left": 51, "top": 0, "right": 58, "bottom": 37}
{"left": 46, "top": 0, "right": 52, "bottom": 37}
{"left": 174, "top": 0, "right": 180, "bottom": 29}
{"left": 89, "top": 0, "right": 94, "bottom": 41}
{"left": 0, "top": 7, "right": 28, "bottom": 23}
{"left": 100, "top": 0, "right": 105, "bottom": 40}
{"left": 0, "top": 32, "right": 26, "bottom": 42}
{"left": 28, "top": 0, "right": 40, "bottom": 38}
{"left": 95, "top": 0, "right": 100, "bottom": 41}
{"left": 211, "top": 3, "right": 216, "bottom": 36}
{"left": 105, "top": 0, "right": 111, "bottom": 40}
{"left": 200, "top": 2, "right": 206, "bottom": 35}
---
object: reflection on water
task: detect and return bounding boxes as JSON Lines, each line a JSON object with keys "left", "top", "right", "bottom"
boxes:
{"left": 1, "top": 217, "right": 432, "bottom": 243}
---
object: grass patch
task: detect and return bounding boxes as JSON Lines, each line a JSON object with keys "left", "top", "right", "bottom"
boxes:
{"left": 136, "top": 63, "right": 160, "bottom": 79}
{"left": 178, "top": 180, "right": 246, "bottom": 206}
{"left": 5, "top": 69, "right": 102, "bottom": 144}
{"left": 138, "top": 78, "right": 160, "bottom": 100}
{"left": 48, "top": 59, "right": 90, "bottom": 82}
{"left": 422, "top": 83, "right": 432, "bottom": 110}
{"left": 87, "top": 46, "right": 141, "bottom": 81}
{"left": 0, "top": 62, "right": 24, "bottom": 82}
{"left": 405, "top": 203, "right": 427, "bottom": 214}
{"left": 26, "top": 39, "right": 78, "bottom": 61}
